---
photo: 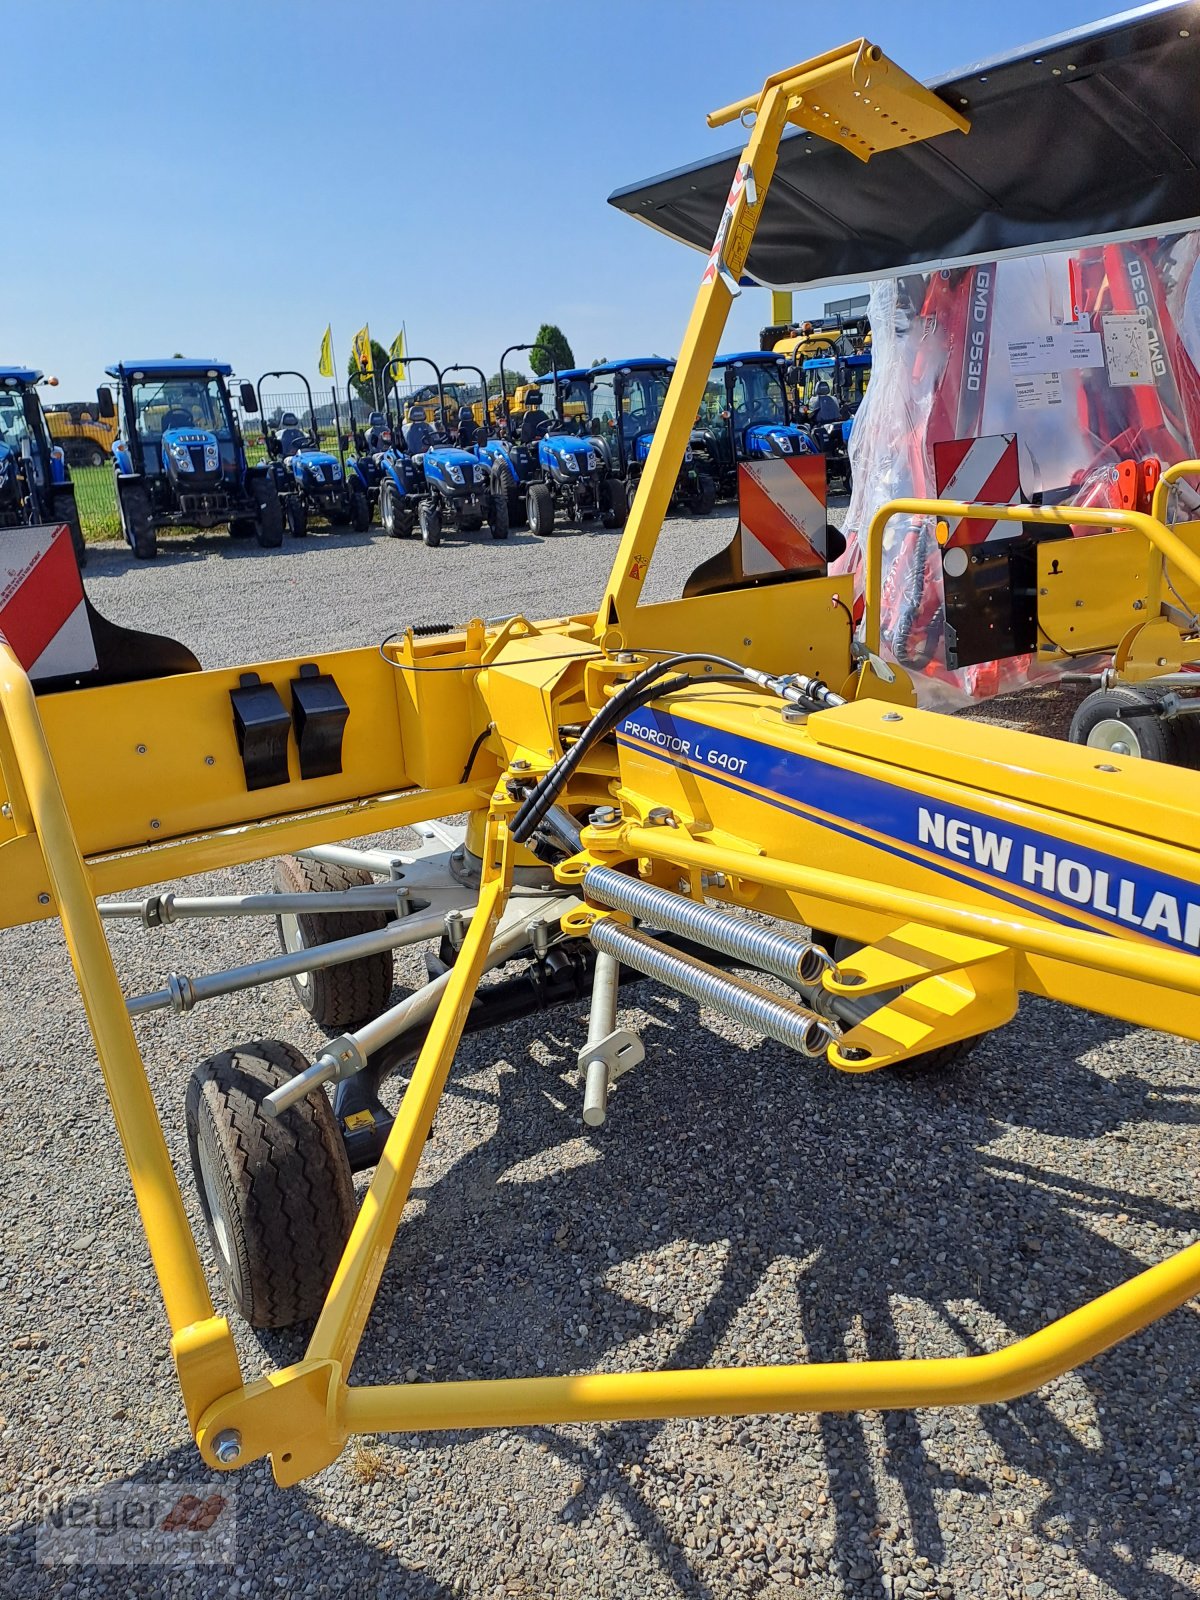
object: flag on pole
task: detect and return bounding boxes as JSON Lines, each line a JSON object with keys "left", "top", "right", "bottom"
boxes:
{"left": 389, "top": 328, "right": 405, "bottom": 381}
{"left": 318, "top": 324, "right": 334, "bottom": 379}
{"left": 352, "top": 325, "right": 374, "bottom": 378}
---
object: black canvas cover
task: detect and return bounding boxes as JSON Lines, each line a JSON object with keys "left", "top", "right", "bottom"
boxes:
{"left": 608, "top": 4, "right": 1200, "bottom": 289}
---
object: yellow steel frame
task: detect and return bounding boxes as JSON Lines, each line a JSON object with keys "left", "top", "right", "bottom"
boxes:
{"left": 4, "top": 41, "right": 1200, "bottom": 1487}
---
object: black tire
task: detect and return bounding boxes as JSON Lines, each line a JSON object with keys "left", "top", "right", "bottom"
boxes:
{"left": 810, "top": 929, "right": 979, "bottom": 1074}
{"left": 185, "top": 1038, "right": 356, "bottom": 1329}
{"left": 285, "top": 497, "right": 309, "bottom": 539}
{"left": 53, "top": 484, "right": 87, "bottom": 568}
{"left": 685, "top": 472, "right": 717, "bottom": 516}
{"left": 254, "top": 485, "right": 284, "bottom": 549}
{"left": 528, "top": 481, "right": 555, "bottom": 537}
{"left": 601, "top": 476, "right": 628, "bottom": 529}
{"left": 1069, "top": 686, "right": 1183, "bottom": 764}
{"left": 419, "top": 497, "right": 442, "bottom": 548}
{"left": 380, "top": 479, "right": 400, "bottom": 537}
{"left": 227, "top": 517, "right": 256, "bottom": 540}
{"left": 271, "top": 854, "right": 394, "bottom": 1028}
{"left": 488, "top": 491, "right": 509, "bottom": 539}
{"left": 118, "top": 478, "right": 157, "bottom": 560}
{"left": 350, "top": 485, "right": 371, "bottom": 533}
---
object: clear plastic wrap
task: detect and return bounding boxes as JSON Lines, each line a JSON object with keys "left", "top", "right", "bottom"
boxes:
{"left": 834, "top": 233, "right": 1200, "bottom": 707}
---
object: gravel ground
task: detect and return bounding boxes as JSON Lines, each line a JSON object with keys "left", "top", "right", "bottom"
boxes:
{"left": 3, "top": 511, "right": 1199, "bottom": 1600}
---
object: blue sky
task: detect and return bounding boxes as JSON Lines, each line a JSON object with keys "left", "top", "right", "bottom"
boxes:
{"left": 15, "top": 0, "right": 1111, "bottom": 397}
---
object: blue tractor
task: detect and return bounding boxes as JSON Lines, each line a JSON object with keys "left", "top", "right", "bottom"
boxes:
{"left": 555, "top": 358, "right": 715, "bottom": 517}
{"left": 794, "top": 352, "right": 870, "bottom": 493}
{"left": 376, "top": 356, "right": 507, "bottom": 548}
{"left": 478, "top": 348, "right": 624, "bottom": 538}
{"left": 0, "top": 368, "right": 88, "bottom": 567}
{"left": 691, "top": 351, "right": 818, "bottom": 501}
{"left": 257, "top": 371, "right": 370, "bottom": 538}
{"left": 98, "top": 360, "right": 282, "bottom": 560}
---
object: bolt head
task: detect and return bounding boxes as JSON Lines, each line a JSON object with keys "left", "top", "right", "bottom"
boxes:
{"left": 150, "top": 819, "right": 161, "bottom": 830}
{"left": 136, "top": 744, "right": 147, "bottom": 755}
{"left": 204, "top": 755, "right": 215, "bottom": 766}
{"left": 882, "top": 711, "right": 903, "bottom": 722}
{"left": 510, "top": 758, "right": 531, "bottom": 772}
{"left": 37, "top": 892, "right": 50, "bottom": 905}
{"left": 212, "top": 1428, "right": 242, "bottom": 1465}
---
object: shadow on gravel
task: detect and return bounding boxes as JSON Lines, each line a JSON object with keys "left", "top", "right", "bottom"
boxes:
{"left": 345, "top": 992, "right": 1200, "bottom": 1598}
{"left": 3, "top": 1443, "right": 453, "bottom": 1600}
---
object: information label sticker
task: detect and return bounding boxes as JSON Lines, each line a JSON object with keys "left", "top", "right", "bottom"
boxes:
{"left": 1008, "top": 331, "right": 1103, "bottom": 375}
{"left": 1014, "top": 372, "right": 1064, "bottom": 410}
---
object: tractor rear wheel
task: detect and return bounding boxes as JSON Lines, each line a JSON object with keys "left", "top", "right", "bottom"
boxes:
{"left": 271, "top": 854, "right": 394, "bottom": 1028}
{"left": 528, "top": 481, "right": 555, "bottom": 537}
{"left": 419, "top": 497, "right": 442, "bottom": 547}
{"left": 489, "top": 490, "right": 510, "bottom": 540}
{"left": 601, "top": 477, "right": 628, "bottom": 529}
{"left": 119, "top": 479, "right": 157, "bottom": 560}
{"left": 186, "top": 1038, "right": 356, "bottom": 1329}
{"left": 285, "top": 497, "right": 309, "bottom": 538}
{"left": 1069, "top": 686, "right": 1187, "bottom": 764}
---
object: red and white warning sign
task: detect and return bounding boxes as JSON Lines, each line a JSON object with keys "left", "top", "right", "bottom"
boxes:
{"left": 736, "top": 455, "right": 828, "bottom": 575}
{"left": 0, "top": 525, "right": 97, "bottom": 681}
{"left": 932, "top": 434, "right": 1021, "bottom": 546}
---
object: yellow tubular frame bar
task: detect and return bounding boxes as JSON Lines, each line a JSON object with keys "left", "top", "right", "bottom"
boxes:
{"left": 0, "top": 639, "right": 217, "bottom": 1336}
{"left": 7, "top": 41, "right": 1200, "bottom": 1483}
{"left": 863, "top": 499, "right": 1200, "bottom": 660}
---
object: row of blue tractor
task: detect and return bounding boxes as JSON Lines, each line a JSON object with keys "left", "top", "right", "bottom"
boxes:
{"left": 341, "top": 350, "right": 644, "bottom": 547}
{"left": 45, "top": 339, "right": 866, "bottom": 566}
{"left": 0, "top": 368, "right": 89, "bottom": 566}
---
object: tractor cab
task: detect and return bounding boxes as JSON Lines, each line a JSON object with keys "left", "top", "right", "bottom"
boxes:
{"left": 559, "top": 358, "right": 715, "bottom": 515}
{"left": 0, "top": 367, "right": 86, "bottom": 565}
{"left": 692, "top": 352, "right": 816, "bottom": 499}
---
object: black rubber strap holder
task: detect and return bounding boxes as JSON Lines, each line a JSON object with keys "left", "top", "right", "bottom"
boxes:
{"left": 290, "top": 662, "right": 349, "bottom": 780}
{"left": 230, "top": 672, "right": 291, "bottom": 790}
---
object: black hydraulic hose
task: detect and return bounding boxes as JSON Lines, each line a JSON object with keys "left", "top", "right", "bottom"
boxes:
{"left": 509, "top": 652, "right": 763, "bottom": 844}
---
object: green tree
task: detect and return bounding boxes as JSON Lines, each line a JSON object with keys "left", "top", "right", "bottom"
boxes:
{"left": 530, "top": 324, "right": 574, "bottom": 376}
{"left": 489, "top": 367, "right": 529, "bottom": 400}
{"left": 590, "top": 356, "right": 608, "bottom": 368}
{"left": 346, "top": 340, "right": 393, "bottom": 403}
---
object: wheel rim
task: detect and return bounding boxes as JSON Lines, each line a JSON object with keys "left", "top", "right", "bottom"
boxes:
{"left": 382, "top": 489, "right": 394, "bottom": 533}
{"left": 1086, "top": 717, "right": 1142, "bottom": 758}
{"left": 279, "top": 912, "right": 312, "bottom": 993}
{"left": 197, "top": 1136, "right": 233, "bottom": 1268}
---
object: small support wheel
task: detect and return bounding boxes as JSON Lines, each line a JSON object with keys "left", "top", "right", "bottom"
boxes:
{"left": 1069, "top": 685, "right": 1182, "bottom": 764}
{"left": 272, "top": 855, "right": 394, "bottom": 1028}
{"left": 186, "top": 1038, "right": 356, "bottom": 1328}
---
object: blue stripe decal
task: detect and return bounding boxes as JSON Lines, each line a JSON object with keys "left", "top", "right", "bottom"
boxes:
{"left": 616, "top": 710, "right": 1200, "bottom": 956}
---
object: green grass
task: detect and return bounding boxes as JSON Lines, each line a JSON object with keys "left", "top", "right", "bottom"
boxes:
{"left": 70, "top": 464, "right": 121, "bottom": 540}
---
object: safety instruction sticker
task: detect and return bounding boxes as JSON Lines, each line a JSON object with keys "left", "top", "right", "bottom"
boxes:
{"left": 1102, "top": 311, "right": 1154, "bottom": 387}
{"left": 1007, "top": 330, "right": 1103, "bottom": 375}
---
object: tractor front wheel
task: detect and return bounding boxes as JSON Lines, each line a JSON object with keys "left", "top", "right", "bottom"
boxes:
{"left": 419, "top": 497, "right": 442, "bottom": 547}
{"left": 685, "top": 473, "right": 717, "bottom": 516}
{"left": 528, "top": 481, "right": 555, "bottom": 537}
{"left": 285, "top": 497, "right": 309, "bottom": 539}
{"left": 254, "top": 488, "right": 284, "bottom": 549}
{"left": 119, "top": 480, "right": 157, "bottom": 560}
{"left": 489, "top": 489, "right": 510, "bottom": 540}
{"left": 350, "top": 485, "right": 371, "bottom": 533}
{"left": 601, "top": 477, "right": 628, "bottom": 529}
{"left": 186, "top": 1039, "right": 356, "bottom": 1329}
